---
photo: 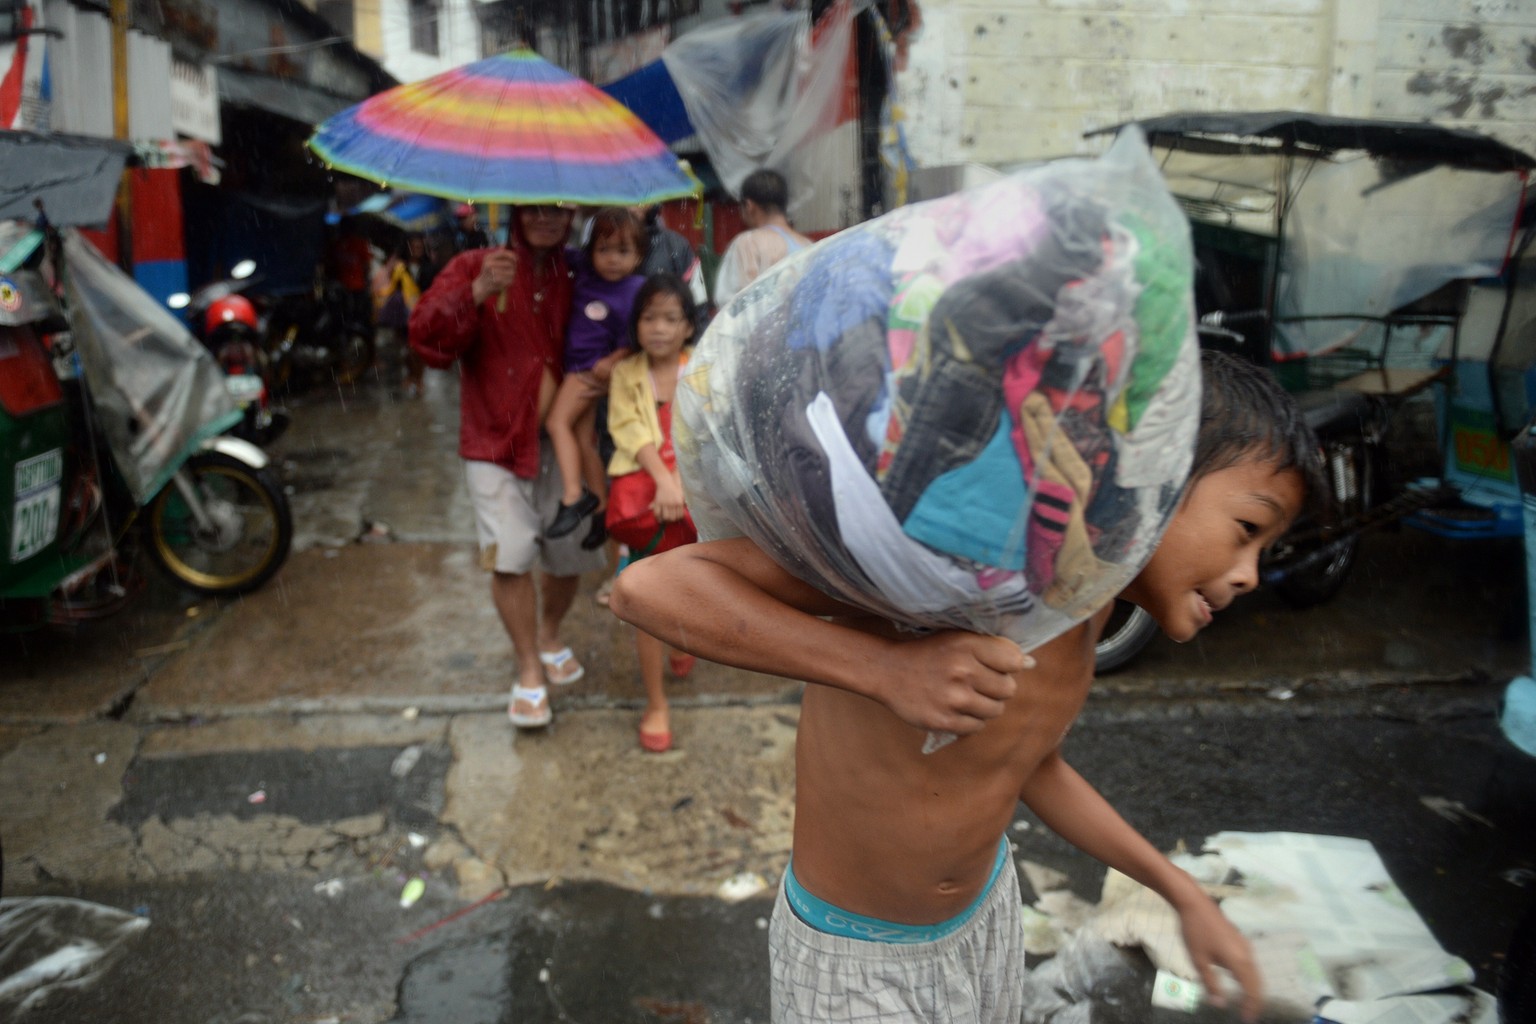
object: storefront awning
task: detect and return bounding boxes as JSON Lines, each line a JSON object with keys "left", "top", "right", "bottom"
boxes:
{"left": 218, "top": 66, "right": 363, "bottom": 128}
{"left": 0, "top": 129, "right": 133, "bottom": 227}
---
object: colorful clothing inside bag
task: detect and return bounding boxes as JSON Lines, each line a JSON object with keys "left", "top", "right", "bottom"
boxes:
{"left": 675, "top": 132, "right": 1201, "bottom": 644}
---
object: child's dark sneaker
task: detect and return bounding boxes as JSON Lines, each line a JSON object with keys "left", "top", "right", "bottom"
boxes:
{"left": 580, "top": 511, "right": 607, "bottom": 551}
{"left": 548, "top": 489, "right": 599, "bottom": 538}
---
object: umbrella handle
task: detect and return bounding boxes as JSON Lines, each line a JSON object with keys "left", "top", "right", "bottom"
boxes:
{"left": 496, "top": 289, "right": 507, "bottom": 314}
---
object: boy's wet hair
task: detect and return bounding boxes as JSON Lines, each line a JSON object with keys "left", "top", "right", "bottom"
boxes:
{"left": 585, "top": 206, "right": 645, "bottom": 260}
{"left": 629, "top": 273, "right": 698, "bottom": 342}
{"left": 741, "top": 169, "right": 789, "bottom": 213}
{"left": 1192, "top": 350, "right": 1326, "bottom": 512}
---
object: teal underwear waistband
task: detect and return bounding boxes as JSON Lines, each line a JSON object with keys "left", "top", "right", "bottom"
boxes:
{"left": 783, "top": 836, "right": 1010, "bottom": 945}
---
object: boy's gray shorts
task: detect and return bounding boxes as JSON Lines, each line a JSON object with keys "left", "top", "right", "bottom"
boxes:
{"left": 768, "top": 860, "right": 1027, "bottom": 1024}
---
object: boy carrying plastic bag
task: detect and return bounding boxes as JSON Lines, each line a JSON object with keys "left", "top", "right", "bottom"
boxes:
{"left": 614, "top": 128, "right": 1321, "bottom": 1023}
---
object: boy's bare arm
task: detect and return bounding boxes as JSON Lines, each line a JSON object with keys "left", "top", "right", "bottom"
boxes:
{"left": 1019, "top": 753, "right": 1263, "bottom": 1023}
{"left": 610, "top": 538, "right": 1031, "bottom": 735}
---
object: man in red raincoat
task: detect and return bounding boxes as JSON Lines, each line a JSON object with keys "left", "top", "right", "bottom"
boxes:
{"left": 410, "top": 204, "right": 606, "bottom": 729}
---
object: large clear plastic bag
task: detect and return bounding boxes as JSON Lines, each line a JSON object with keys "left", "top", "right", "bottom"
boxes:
{"left": 676, "top": 128, "right": 1200, "bottom": 651}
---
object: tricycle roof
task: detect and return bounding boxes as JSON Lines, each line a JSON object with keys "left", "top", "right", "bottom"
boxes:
{"left": 1089, "top": 111, "right": 1535, "bottom": 172}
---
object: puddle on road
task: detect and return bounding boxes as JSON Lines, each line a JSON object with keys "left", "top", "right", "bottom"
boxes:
{"left": 111, "top": 744, "right": 451, "bottom": 829}
{"left": 276, "top": 446, "right": 351, "bottom": 493}
{"left": 391, "top": 881, "right": 771, "bottom": 1024}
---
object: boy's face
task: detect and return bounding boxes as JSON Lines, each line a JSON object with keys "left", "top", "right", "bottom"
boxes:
{"left": 1120, "top": 458, "right": 1305, "bottom": 643}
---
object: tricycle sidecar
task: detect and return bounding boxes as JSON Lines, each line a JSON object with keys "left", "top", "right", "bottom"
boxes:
{"left": 1087, "top": 111, "right": 1536, "bottom": 664}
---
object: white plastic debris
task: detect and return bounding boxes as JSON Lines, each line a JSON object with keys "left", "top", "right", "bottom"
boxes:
{"left": 716, "top": 872, "right": 769, "bottom": 903}
{"left": 1419, "top": 796, "right": 1494, "bottom": 827}
{"left": 0, "top": 897, "right": 150, "bottom": 1014}
{"left": 312, "top": 879, "right": 344, "bottom": 898}
{"left": 390, "top": 745, "right": 423, "bottom": 779}
{"left": 1150, "top": 969, "right": 1203, "bottom": 1013}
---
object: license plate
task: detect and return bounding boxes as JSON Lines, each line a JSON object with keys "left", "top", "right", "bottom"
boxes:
{"left": 10, "top": 448, "right": 63, "bottom": 563}
{"left": 224, "top": 373, "right": 265, "bottom": 402}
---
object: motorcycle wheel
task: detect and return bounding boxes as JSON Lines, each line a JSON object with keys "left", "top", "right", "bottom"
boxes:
{"left": 1273, "top": 436, "right": 1373, "bottom": 608}
{"left": 144, "top": 451, "right": 292, "bottom": 596}
{"left": 333, "top": 328, "right": 375, "bottom": 386}
{"left": 1095, "top": 600, "right": 1159, "bottom": 674}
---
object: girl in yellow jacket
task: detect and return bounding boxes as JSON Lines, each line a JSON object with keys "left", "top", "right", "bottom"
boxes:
{"left": 604, "top": 273, "right": 700, "bottom": 753}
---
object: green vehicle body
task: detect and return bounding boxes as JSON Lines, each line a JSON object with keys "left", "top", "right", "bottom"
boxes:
{"left": 0, "top": 332, "right": 80, "bottom": 601}
{"left": 0, "top": 261, "right": 96, "bottom": 617}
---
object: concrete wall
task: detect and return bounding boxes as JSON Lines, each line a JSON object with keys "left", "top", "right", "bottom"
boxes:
{"left": 370, "top": 0, "right": 483, "bottom": 84}
{"left": 898, "top": 0, "right": 1536, "bottom": 168}
{"left": 1367, "top": 0, "right": 1536, "bottom": 159}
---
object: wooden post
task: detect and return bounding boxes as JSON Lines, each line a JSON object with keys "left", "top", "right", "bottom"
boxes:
{"left": 110, "top": 0, "right": 133, "bottom": 272}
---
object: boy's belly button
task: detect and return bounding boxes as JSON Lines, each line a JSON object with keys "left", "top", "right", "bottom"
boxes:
{"left": 935, "top": 879, "right": 959, "bottom": 896}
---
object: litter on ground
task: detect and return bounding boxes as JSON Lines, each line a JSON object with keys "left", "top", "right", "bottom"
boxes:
{"left": 1016, "top": 831, "right": 1494, "bottom": 1023}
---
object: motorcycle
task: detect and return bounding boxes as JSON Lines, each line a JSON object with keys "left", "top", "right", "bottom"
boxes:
{"left": 0, "top": 216, "right": 293, "bottom": 630}
{"left": 1088, "top": 111, "right": 1536, "bottom": 672}
{"left": 170, "top": 262, "right": 290, "bottom": 447}
{"left": 259, "top": 278, "right": 376, "bottom": 394}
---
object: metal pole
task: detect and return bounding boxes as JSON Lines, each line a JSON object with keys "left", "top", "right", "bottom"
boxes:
{"left": 110, "top": 0, "right": 134, "bottom": 273}
{"left": 110, "top": 0, "right": 129, "bottom": 140}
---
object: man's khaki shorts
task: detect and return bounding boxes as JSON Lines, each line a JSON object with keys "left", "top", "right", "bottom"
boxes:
{"left": 464, "top": 443, "right": 608, "bottom": 577}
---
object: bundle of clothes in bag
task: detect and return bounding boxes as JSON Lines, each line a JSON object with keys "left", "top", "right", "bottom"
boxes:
{"left": 676, "top": 128, "right": 1201, "bottom": 651}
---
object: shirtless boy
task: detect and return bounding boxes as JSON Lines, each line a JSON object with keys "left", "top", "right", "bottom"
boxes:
{"left": 611, "top": 351, "right": 1320, "bottom": 1024}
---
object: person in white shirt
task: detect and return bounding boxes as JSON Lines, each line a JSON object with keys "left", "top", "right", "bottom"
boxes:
{"left": 712, "top": 168, "right": 813, "bottom": 308}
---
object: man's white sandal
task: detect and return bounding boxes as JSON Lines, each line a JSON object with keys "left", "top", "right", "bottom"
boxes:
{"left": 508, "top": 685, "right": 552, "bottom": 728}
{"left": 538, "top": 646, "right": 584, "bottom": 685}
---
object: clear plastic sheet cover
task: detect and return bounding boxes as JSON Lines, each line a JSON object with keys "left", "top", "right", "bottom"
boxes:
{"left": 62, "top": 229, "right": 239, "bottom": 505}
{"left": 660, "top": 3, "right": 862, "bottom": 210}
{"left": 676, "top": 128, "right": 1201, "bottom": 651}
{"left": 1274, "top": 155, "right": 1525, "bottom": 358}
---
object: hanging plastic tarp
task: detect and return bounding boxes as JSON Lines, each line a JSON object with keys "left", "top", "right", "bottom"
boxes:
{"left": 658, "top": 10, "right": 805, "bottom": 192}
{"left": 63, "top": 228, "right": 240, "bottom": 505}
{"left": 658, "top": 2, "right": 862, "bottom": 212}
{"left": 677, "top": 128, "right": 1199, "bottom": 654}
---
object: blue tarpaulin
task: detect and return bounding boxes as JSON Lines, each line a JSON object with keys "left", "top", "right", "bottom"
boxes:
{"left": 602, "top": 61, "right": 695, "bottom": 146}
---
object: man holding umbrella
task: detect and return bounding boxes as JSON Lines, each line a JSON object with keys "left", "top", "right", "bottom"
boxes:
{"left": 410, "top": 204, "right": 606, "bottom": 728}
{"left": 309, "top": 47, "right": 702, "bottom": 728}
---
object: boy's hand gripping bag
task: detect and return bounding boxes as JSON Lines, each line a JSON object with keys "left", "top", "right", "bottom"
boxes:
{"left": 675, "top": 128, "right": 1199, "bottom": 669}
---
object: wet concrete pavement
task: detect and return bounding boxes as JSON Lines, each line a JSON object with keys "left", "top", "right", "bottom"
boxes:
{"left": 3, "top": 371, "right": 1535, "bottom": 1022}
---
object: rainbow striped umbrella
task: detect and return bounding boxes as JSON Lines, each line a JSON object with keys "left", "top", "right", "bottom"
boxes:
{"left": 308, "top": 50, "right": 699, "bottom": 206}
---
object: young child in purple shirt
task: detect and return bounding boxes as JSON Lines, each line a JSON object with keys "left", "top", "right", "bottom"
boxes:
{"left": 546, "top": 207, "right": 646, "bottom": 548}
